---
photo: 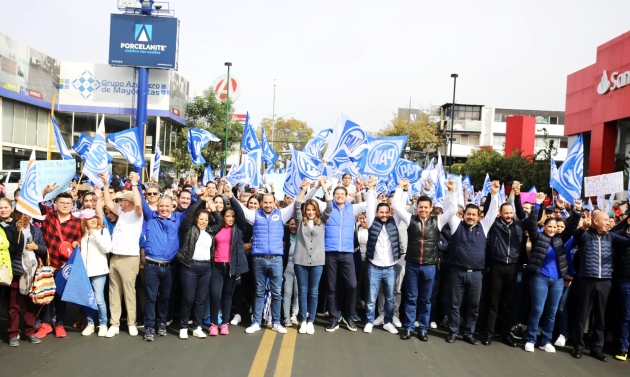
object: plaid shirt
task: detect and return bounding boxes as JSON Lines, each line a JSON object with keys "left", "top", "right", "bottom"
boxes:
{"left": 39, "top": 204, "right": 82, "bottom": 270}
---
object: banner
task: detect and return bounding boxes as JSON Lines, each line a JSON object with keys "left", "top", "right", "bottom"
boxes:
{"left": 107, "top": 127, "right": 146, "bottom": 168}
{"left": 51, "top": 115, "right": 73, "bottom": 160}
{"left": 82, "top": 118, "right": 109, "bottom": 188}
{"left": 241, "top": 112, "right": 261, "bottom": 153}
{"left": 393, "top": 158, "right": 422, "bottom": 185}
{"left": 20, "top": 159, "right": 76, "bottom": 201}
{"left": 187, "top": 128, "right": 220, "bottom": 165}
{"left": 260, "top": 126, "right": 278, "bottom": 165}
{"left": 584, "top": 171, "right": 624, "bottom": 197}
{"left": 16, "top": 150, "right": 45, "bottom": 220}
{"left": 550, "top": 134, "right": 584, "bottom": 201}
{"left": 357, "top": 135, "right": 407, "bottom": 179}
{"left": 302, "top": 128, "right": 332, "bottom": 158}
{"left": 519, "top": 192, "right": 537, "bottom": 205}
{"left": 322, "top": 114, "right": 369, "bottom": 175}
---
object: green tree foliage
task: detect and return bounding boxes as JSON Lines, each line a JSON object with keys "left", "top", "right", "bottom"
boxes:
{"left": 258, "top": 117, "right": 314, "bottom": 152}
{"left": 170, "top": 88, "right": 243, "bottom": 175}
{"left": 375, "top": 114, "right": 443, "bottom": 151}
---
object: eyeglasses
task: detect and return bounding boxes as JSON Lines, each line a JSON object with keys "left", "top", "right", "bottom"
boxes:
{"left": 146, "top": 192, "right": 159, "bottom": 196}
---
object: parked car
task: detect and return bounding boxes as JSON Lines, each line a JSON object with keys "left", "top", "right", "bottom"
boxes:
{"left": 0, "top": 170, "right": 21, "bottom": 200}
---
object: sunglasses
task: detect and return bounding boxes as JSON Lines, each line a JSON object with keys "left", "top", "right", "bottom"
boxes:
{"left": 146, "top": 192, "right": 160, "bottom": 196}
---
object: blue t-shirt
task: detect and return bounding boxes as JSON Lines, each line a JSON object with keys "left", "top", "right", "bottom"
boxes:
{"left": 540, "top": 244, "right": 561, "bottom": 279}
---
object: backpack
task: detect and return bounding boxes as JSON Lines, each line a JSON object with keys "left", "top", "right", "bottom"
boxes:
{"left": 29, "top": 252, "right": 56, "bottom": 305}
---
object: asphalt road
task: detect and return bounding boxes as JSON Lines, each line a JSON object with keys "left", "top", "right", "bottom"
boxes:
{"left": 0, "top": 304, "right": 627, "bottom": 377}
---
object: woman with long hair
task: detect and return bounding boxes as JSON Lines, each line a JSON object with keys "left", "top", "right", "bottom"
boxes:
{"left": 355, "top": 212, "right": 369, "bottom": 312}
{"left": 5, "top": 206, "right": 47, "bottom": 347}
{"left": 523, "top": 195, "right": 581, "bottom": 353}
{"left": 78, "top": 209, "right": 113, "bottom": 337}
{"left": 293, "top": 177, "right": 332, "bottom": 334}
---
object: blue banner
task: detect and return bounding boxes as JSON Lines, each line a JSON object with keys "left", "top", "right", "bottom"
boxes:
{"left": 302, "top": 129, "right": 332, "bottom": 158}
{"left": 51, "top": 114, "right": 73, "bottom": 160}
{"left": 322, "top": 114, "right": 369, "bottom": 176}
{"left": 187, "top": 128, "right": 220, "bottom": 165}
{"left": 107, "top": 127, "right": 146, "bottom": 168}
{"left": 152, "top": 142, "right": 161, "bottom": 180}
{"left": 241, "top": 112, "right": 261, "bottom": 153}
{"left": 108, "top": 14, "right": 179, "bottom": 69}
{"left": 357, "top": 135, "right": 408, "bottom": 179}
{"left": 261, "top": 126, "right": 278, "bottom": 165}
{"left": 16, "top": 150, "right": 44, "bottom": 220}
{"left": 72, "top": 133, "right": 94, "bottom": 160}
{"left": 550, "top": 134, "right": 583, "bottom": 201}
{"left": 82, "top": 119, "right": 110, "bottom": 188}
{"left": 202, "top": 164, "right": 213, "bottom": 186}
{"left": 20, "top": 159, "right": 76, "bottom": 201}
{"left": 57, "top": 247, "right": 98, "bottom": 314}
{"left": 393, "top": 158, "right": 422, "bottom": 185}
{"left": 481, "top": 173, "right": 491, "bottom": 197}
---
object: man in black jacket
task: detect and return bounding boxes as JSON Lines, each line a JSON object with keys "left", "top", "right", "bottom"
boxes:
{"left": 445, "top": 180, "right": 500, "bottom": 345}
{"left": 481, "top": 181, "right": 529, "bottom": 347}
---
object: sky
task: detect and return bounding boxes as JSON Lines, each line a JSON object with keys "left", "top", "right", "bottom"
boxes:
{"left": 3, "top": 0, "right": 629, "bottom": 133}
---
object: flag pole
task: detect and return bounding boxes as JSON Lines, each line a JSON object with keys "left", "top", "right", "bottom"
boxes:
{"left": 47, "top": 93, "right": 56, "bottom": 160}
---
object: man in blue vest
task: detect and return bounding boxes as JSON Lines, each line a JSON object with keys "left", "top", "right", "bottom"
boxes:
{"left": 235, "top": 184, "right": 317, "bottom": 334}
{"left": 445, "top": 180, "right": 500, "bottom": 345}
{"left": 392, "top": 177, "right": 458, "bottom": 341}
{"left": 324, "top": 179, "right": 369, "bottom": 332}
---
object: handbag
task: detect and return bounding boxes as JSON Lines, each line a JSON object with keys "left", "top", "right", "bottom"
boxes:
{"left": 55, "top": 218, "right": 73, "bottom": 261}
{"left": 29, "top": 251, "right": 56, "bottom": 305}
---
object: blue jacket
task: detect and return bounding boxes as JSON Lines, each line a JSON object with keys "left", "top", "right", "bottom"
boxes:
{"left": 325, "top": 201, "right": 355, "bottom": 253}
{"left": 142, "top": 198, "right": 189, "bottom": 261}
{"left": 252, "top": 208, "right": 284, "bottom": 256}
{"left": 449, "top": 221, "right": 487, "bottom": 270}
{"left": 573, "top": 228, "right": 630, "bottom": 279}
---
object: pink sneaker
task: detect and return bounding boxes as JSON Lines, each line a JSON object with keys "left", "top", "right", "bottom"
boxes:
{"left": 209, "top": 324, "right": 219, "bottom": 336}
{"left": 220, "top": 323, "right": 229, "bottom": 335}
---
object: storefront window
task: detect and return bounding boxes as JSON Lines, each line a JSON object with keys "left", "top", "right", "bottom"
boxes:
{"left": 13, "top": 103, "right": 26, "bottom": 145}
{"left": 2, "top": 100, "right": 14, "bottom": 143}
{"left": 73, "top": 113, "right": 96, "bottom": 144}
{"left": 145, "top": 116, "right": 156, "bottom": 154}
{"left": 37, "top": 108, "right": 48, "bottom": 148}
{"left": 55, "top": 113, "right": 73, "bottom": 148}
{"left": 26, "top": 106, "right": 37, "bottom": 146}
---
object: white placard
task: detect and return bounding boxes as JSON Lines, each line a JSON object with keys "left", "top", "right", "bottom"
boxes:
{"left": 584, "top": 171, "right": 624, "bottom": 197}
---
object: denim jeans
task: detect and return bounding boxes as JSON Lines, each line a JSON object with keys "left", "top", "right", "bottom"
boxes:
{"left": 180, "top": 261, "right": 211, "bottom": 328}
{"left": 449, "top": 269, "right": 483, "bottom": 336}
{"left": 87, "top": 274, "right": 108, "bottom": 326}
{"left": 143, "top": 263, "right": 173, "bottom": 330}
{"left": 252, "top": 256, "right": 283, "bottom": 325}
{"left": 210, "top": 263, "right": 237, "bottom": 325}
{"left": 366, "top": 263, "right": 396, "bottom": 324}
{"left": 325, "top": 252, "right": 357, "bottom": 322}
{"left": 555, "top": 284, "right": 571, "bottom": 338}
{"left": 294, "top": 265, "right": 324, "bottom": 323}
{"left": 617, "top": 278, "right": 630, "bottom": 352}
{"left": 525, "top": 273, "right": 563, "bottom": 345}
{"left": 283, "top": 271, "right": 299, "bottom": 320}
{"left": 511, "top": 265, "right": 530, "bottom": 327}
{"left": 403, "top": 263, "right": 436, "bottom": 332}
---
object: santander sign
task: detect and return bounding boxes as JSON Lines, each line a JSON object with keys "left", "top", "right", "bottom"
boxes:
{"left": 597, "top": 69, "right": 630, "bottom": 95}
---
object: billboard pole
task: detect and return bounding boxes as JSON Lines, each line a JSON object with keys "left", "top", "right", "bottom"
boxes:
{"left": 223, "top": 62, "right": 232, "bottom": 176}
{"left": 135, "top": 67, "right": 149, "bottom": 177}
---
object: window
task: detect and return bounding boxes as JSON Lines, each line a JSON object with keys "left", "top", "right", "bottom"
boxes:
{"left": 13, "top": 103, "right": 26, "bottom": 144}
{"left": 460, "top": 134, "right": 469, "bottom": 145}
{"left": 536, "top": 116, "right": 549, "bottom": 124}
{"left": 55, "top": 113, "right": 73, "bottom": 147}
{"left": 494, "top": 113, "right": 506, "bottom": 122}
{"left": 469, "top": 135, "right": 479, "bottom": 145}
{"left": 451, "top": 134, "right": 460, "bottom": 144}
{"left": 73, "top": 113, "right": 96, "bottom": 143}
{"left": 535, "top": 137, "right": 547, "bottom": 148}
{"left": 26, "top": 106, "right": 37, "bottom": 146}
{"left": 7, "top": 172, "right": 20, "bottom": 183}
{"left": 493, "top": 135, "right": 505, "bottom": 146}
{"left": 37, "top": 109, "right": 48, "bottom": 148}
{"left": 560, "top": 138, "right": 568, "bottom": 148}
{"left": 558, "top": 117, "right": 565, "bottom": 125}
{"left": 2, "top": 100, "right": 14, "bottom": 142}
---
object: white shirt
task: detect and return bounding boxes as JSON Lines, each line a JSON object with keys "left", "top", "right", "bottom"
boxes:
{"left": 371, "top": 226, "right": 396, "bottom": 267}
{"left": 357, "top": 227, "right": 369, "bottom": 261}
{"left": 112, "top": 207, "right": 143, "bottom": 256}
{"left": 81, "top": 228, "right": 113, "bottom": 277}
{"left": 192, "top": 231, "right": 212, "bottom": 261}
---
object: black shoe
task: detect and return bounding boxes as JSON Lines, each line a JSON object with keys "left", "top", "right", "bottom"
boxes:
{"left": 325, "top": 321, "right": 339, "bottom": 332}
{"left": 440, "top": 317, "right": 449, "bottom": 328}
{"left": 418, "top": 332, "right": 428, "bottom": 342}
{"left": 591, "top": 351, "right": 608, "bottom": 362}
{"left": 503, "top": 335, "right": 516, "bottom": 347}
{"left": 157, "top": 323, "right": 167, "bottom": 336}
{"left": 571, "top": 349, "right": 582, "bottom": 359}
{"left": 446, "top": 333, "right": 457, "bottom": 343}
{"left": 463, "top": 335, "right": 478, "bottom": 346}
{"left": 342, "top": 317, "right": 357, "bottom": 332}
{"left": 400, "top": 330, "right": 412, "bottom": 340}
{"left": 481, "top": 333, "right": 492, "bottom": 346}
{"left": 144, "top": 328, "right": 155, "bottom": 342}
{"left": 510, "top": 325, "right": 524, "bottom": 340}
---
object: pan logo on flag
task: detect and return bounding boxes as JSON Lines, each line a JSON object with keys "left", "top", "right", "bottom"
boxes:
{"left": 62, "top": 263, "right": 73, "bottom": 280}
{"left": 22, "top": 163, "right": 39, "bottom": 204}
{"left": 337, "top": 122, "right": 368, "bottom": 153}
{"left": 395, "top": 160, "right": 420, "bottom": 182}
{"left": 366, "top": 141, "right": 398, "bottom": 175}
{"left": 85, "top": 142, "right": 109, "bottom": 172}
{"left": 118, "top": 135, "right": 141, "bottom": 165}
{"left": 296, "top": 153, "right": 320, "bottom": 180}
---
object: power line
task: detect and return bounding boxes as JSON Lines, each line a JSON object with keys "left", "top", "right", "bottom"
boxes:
{"left": 40, "top": 0, "right": 108, "bottom": 45}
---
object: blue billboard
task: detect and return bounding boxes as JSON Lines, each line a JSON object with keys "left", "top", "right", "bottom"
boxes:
{"left": 108, "top": 14, "right": 179, "bottom": 70}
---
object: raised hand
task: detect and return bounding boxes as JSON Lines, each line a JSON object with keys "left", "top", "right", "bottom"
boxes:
{"left": 446, "top": 178, "right": 456, "bottom": 193}
{"left": 490, "top": 180, "right": 501, "bottom": 195}
{"left": 42, "top": 183, "right": 59, "bottom": 197}
{"left": 301, "top": 178, "right": 311, "bottom": 191}
{"left": 207, "top": 199, "right": 217, "bottom": 212}
{"left": 535, "top": 192, "right": 545, "bottom": 204}
{"left": 573, "top": 199, "right": 582, "bottom": 211}
{"left": 512, "top": 181, "right": 521, "bottom": 195}
{"left": 318, "top": 176, "right": 328, "bottom": 188}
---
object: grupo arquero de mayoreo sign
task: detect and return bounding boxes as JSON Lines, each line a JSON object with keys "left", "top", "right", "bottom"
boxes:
{"left": 108, "top": 14, "right": 179, "bottom": 70}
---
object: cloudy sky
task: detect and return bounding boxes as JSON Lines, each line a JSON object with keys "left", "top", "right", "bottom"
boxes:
{"left": 4, "top": 0, "right": 629, "bottom": 132}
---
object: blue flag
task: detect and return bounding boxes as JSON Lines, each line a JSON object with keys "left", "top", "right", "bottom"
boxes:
{"left": 188, "top": 128, "right": 220, "bottom": 165}
{"left": 550, "top": 134, "right": 583, "bottom": 201}
{"left": 587, "top": 198, "right": 594, "bottom": 212}
{"left": 16, "top": 150, "right": 45, "bottom": 220}
{"left": 283, "top": 158, "right": 301, "bottom": 199}
{"left": 290, "top": 144, "right": 322, "bottom": 181}
{"left": 499, "top": 183, "right": 506, "bottom": 203}
{"left": 72, "top": 133, "right": 94, "bottom": 160}
{"left": 427, "top": 158, "right": 435, "bottom": 171}
{"left": 358, "top": 135, "right": 408, "bottom": 179}
{"left": 56, "top": 247, "right": 97, "bottom": 315}
{"left": 322, "top": 114, "right": 369, "bottom": 175}
{"left": 303, "top": 128, "right": 332, "bottom": 158}
{"left": 226, "top": 148, "right": 262, "bottom": 187}
{"left": 481, "top": 173, "right": 492, "bottom": 197}
{"left": 152, "top": 142, "right": 161, "bottom": 180}
{"left": 550, "top": 157, "right": 559, "bottom": 185}
{"left": 375, "top": 179, "right": 389, "bottom": 195}
{"left": 261, "top": 126, "right": 278, "bottom": 165}
{"left": 241, "top": 112, "right": 261, "bottom": 153}
{"left": 202, "top": 164, "right": 213, "bottom": 186}
{"left": 529, "top": 186, "right": 537, "bottom": 193}
{"left": 51, "top": 114, "right": 73, "bottom": 160}
{"left": 107, "top": 128, "right": 146, "bottom": 168}
{"left": 82, "top": 118, "right": 110, "bottom": 188}
{"left": 393, "top": 158, "right": 423, "bottom": 185}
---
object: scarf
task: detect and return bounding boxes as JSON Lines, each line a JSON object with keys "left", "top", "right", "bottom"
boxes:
{"left": 19, "top": 227, "right": 38, "bottom": 295}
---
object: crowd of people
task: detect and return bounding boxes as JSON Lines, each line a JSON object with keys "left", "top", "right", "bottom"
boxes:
{"left": 1, "top": 172, "right": 629, "bottom": 364}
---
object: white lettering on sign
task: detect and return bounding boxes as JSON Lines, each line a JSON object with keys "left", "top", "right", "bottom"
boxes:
{"left": 584, "top": 171, "right": 624, "bottom": 197}
{"left": 597, "top": 70, "right": 630, "bottom": 95}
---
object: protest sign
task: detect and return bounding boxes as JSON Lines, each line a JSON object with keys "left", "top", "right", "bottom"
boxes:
{"left": 21, "top": 160, "right": 76, "bottom": 201}
{"left": 584, "top": 171, "right": 624, "bottom": 197}
{"left": 519, "top": 192, "right": 537, "bottom": 205}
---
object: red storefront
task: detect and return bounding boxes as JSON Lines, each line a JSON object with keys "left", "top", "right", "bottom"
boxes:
{"left": 565, "top": 30, "right": 630, "bottom": 176}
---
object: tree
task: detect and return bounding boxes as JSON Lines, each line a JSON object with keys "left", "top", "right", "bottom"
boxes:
{"left": 170, "top": 88, "right": 244, "bottom": 176}
{"left": 375, "top": 113, "right": 443, "bottom": 151}
{"left": 258, "top": 117, "right": 314, "bottom": 153}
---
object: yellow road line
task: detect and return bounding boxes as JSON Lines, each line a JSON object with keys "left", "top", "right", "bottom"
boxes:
{"left": 248, "top": 329, "right": 277, "bottom": 377}
{"left": 273, "top": 327, "right": 298, "bottom": 377}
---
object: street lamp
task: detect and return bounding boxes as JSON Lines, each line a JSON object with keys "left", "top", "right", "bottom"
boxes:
{"left": 449, "top": 73, "right": 458, "bottom": 168}
{"left": 223, "top": 62, "right": 232, "bottom": 176}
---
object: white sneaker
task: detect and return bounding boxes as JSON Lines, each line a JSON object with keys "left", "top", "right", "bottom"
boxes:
{"left": 283, "top": 318, "right": 293, "bottom": 327}
{"left": 539, "top": 343, "right": 556, "bottom": 353}
{"left": 524, "top": 342, "right": 535, "bottom": 353}
{"left": 246, "top": 323, "right": 261, "bottom": 334}
{"left": 364, "top": 323, "right": 373, "bottom": 333}
{"left": 306, "top": 322, "right": 315, "bottom": 335}
{"left": 192, "top": 327, "right": 207, "bottom": 338}
{"left": 392, "top": 316, "right": 402, "bottom": 328}
{"left": 554, "top": 334, "right": 566, "bottom": 347}
{"left": 383, "top": 323, "right": 399, "bottom": 334}
{"left": 298, "top": 322, "right": 308, "bottom": 334}
{"left": 373, "top": 315, "right": 385, "bottom": 326}
{"left": 272, "top": 324, "right": 287, "bottom": 334}
{"left": 166, "top": 320, "right": 172, "bottom": 326}
{"left": 290, "top": 315, "right": 299, "bottom": 325}
{"left": 230, "top": 314, "right": 242, "bottom": 325}
{"left": 179, "top": 329, "right": 188, "bottom": 339}
{"left": 128, "top": 326, "right": 138, "bottom": 337}
{"left": 105, "top": 326, "right": 119, "bottom": 338}
{"left": 82, "top": 324, "right": 95, "bottom": 336}
{"left": 97, "top": 326, "right": 107, "bottom": 337}
{"left": 430, "top": 322, "right": 438, "bottom": 329}
{"left": 414, "top": 321, "right": 419, "bottom": 328}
